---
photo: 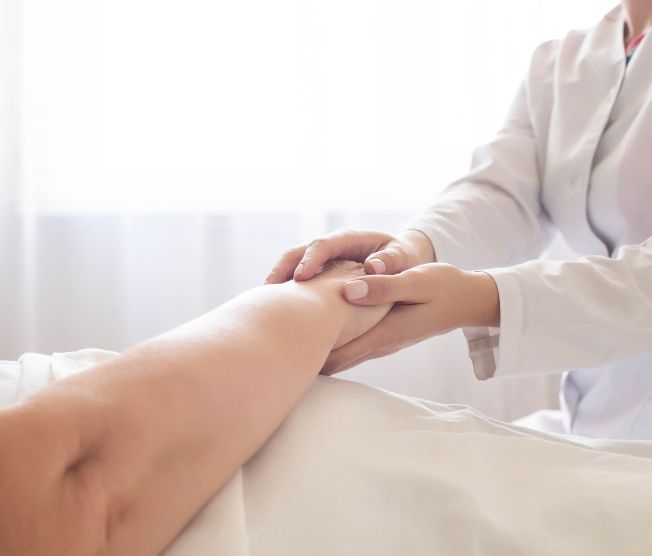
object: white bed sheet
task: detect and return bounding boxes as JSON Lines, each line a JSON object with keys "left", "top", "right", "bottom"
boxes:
{"left": 2, "top": 349, "right": 652, "bottom": 555}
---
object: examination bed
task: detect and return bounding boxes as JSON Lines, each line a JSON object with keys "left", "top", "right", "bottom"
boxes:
{"left": 2, "top": 349, "right": 651, "bottom": 555}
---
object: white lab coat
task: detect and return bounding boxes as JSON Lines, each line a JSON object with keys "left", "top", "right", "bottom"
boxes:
{"left": 406, "top": 6, "right": 652, "bottom": 440}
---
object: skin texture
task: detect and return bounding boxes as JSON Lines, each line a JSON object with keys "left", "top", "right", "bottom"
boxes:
{"left": 0, "top": 261, "right": 390, "bottom": 556}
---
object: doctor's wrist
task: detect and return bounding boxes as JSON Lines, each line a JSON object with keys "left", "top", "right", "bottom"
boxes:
{"left": 397, "top": 229, "right": 437, "bottom": 265}
{"left": 458, "top": 270, "right": 501, "bottom": 328}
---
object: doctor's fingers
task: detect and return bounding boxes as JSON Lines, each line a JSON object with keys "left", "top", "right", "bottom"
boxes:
{"left": 363, "top": 241, "right": 416, "bottom": 276}
{"left": 293, "top": 230, "right": 395, "bottom": 281}
{"left": 343, "top": 264, "right": 447, "bottom": 306}
{"left": 321, "top": 340, "right": 400, "bottom": 376}
{"left": 265, "top": 246, "right": 305, "bottom": 284}
{"left": 321, "top": 305, "right": 425, "bottom": 375}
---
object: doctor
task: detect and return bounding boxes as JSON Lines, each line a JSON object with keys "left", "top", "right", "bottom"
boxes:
{"left": 266, "top": 0, "right": 652, "bottom": 440}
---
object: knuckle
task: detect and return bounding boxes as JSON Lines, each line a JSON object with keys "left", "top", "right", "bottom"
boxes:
{"left": 406, "top": 266, "right": 434, "bottom": 289}
{"left": 384, "top": 245, "right": 408, "bottom": 263}
{"left": 306, "top": 237, "right": 337, "bottom": 261}
{"left": 307, "top": 238, "right": 325, "bottom": 251}
{"left": 404, "top": 267, "right": 423, "bottom": 285}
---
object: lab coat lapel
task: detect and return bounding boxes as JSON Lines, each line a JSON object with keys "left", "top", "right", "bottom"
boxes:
{"left": 542, "top": 7, "right": 625, "bottom": 256}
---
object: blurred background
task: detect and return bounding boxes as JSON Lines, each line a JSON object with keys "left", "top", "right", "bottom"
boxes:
{"left": 1, "top": 0, "right": 615, "bottom": 420}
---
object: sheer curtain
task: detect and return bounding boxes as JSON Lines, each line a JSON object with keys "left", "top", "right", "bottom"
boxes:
{"left": 1, "top": 0, "right": 615, "bottom": 420}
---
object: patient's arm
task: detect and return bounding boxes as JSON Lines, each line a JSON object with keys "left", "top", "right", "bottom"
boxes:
{"left": 0, "top": 262, "right": 390, "bottom": 556}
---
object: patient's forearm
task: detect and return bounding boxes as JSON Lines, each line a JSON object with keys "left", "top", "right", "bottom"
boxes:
{"left": 0, "top": 265, "right": 386, "bottom": 555}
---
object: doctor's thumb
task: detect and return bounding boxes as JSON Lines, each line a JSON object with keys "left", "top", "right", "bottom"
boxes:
{"left": 343, "top": 274, "right": 410, "bottom": 306}
{"left": 363, "top": 245, "right": 410, "bottom": 276}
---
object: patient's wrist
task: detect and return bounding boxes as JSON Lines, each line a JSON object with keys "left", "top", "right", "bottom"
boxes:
{"left": 284, "top": 261, "right": 365, "bottom": 309}
{"left": 281, "top": 261, "right": 391, "bottom": 349}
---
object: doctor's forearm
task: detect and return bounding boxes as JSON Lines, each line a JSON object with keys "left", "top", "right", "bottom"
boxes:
{"left": 0, "top": 266, "right": 386, "bottom": 555}
{"left": 437, "top": 268, "right": 501, "bottom": 329}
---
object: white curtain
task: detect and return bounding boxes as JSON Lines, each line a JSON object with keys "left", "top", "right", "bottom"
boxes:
{"left": 1, "top": 0, "right": 615, "bottom": 420}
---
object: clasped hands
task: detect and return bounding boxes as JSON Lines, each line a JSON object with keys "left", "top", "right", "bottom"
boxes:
{"left": 265, "top": 229, "right": 500, "bottom": 375}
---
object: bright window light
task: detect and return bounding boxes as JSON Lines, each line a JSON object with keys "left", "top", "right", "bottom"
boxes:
{"left": 19, "top": 0, "right": 616, "bottom": 212}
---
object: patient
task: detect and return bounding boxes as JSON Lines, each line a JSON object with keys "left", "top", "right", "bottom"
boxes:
{"left": 1, "top": 262, "right": 652, "bottom": 556}
{"left": 0, "top": 261, "right": 390, "bottom": 555}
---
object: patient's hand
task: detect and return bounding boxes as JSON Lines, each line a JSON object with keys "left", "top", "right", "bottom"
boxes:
{"left": 293, "top": 261, "right": 393, "bottom": 350}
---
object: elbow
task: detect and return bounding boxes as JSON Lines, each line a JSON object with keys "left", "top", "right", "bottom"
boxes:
{"left": 0, "top": 404, "right": 116, "bottom": 556}
{"left": 62, "top": 456, "right": 118, "bottom": 556}
{"left": 56, "top": 414, "right": 136, "bottom": 556}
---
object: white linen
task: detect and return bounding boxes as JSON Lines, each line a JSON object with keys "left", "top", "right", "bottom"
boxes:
{"left": 404, "top": 6, "right": 652, "bottom": 439}
{"left": 2, "top": 348, "right": 652, "bottom": 555}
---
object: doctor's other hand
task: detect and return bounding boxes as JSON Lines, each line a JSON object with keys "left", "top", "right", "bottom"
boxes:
{"left": 264, "top": 229, "right": 435, "bottom": 284}
{"left": 321, "top": 263, "right": 500, "bottom": 375}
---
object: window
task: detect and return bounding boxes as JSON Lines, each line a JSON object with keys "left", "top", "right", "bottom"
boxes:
{"left": 16, "top": 0, "right": 616, "bottom": 212}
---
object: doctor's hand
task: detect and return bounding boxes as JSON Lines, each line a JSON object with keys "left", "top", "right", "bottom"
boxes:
{"left": 321, "top": 263, "right": 500, "bottom": 375}
{"left": 264, "top": 229, "right": 435, "bottom": 284}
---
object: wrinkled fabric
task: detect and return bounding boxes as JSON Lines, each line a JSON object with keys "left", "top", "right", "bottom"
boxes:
{"left": 2, "top": 349, "right": 652, "bottom": 555}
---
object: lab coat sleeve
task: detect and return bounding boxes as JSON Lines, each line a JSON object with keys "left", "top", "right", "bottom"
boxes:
{"left": 402, "top": 42, "right": 562, "bottom": 380}
{"left": 403, "top": 44, "right": 557, "bottom": 271}
{"left": 472, "top": 238, "right": 652, "bottom": 379}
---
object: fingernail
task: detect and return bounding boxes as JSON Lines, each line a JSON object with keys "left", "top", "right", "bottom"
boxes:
{"left": 344, "top": 280, "right": 368, "bottom": 300}
{"left": 368, "top": 259, "right": 386, "bottom": 274}
{"left": 294, "top": 263, "right": 304, "bottom": 278}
